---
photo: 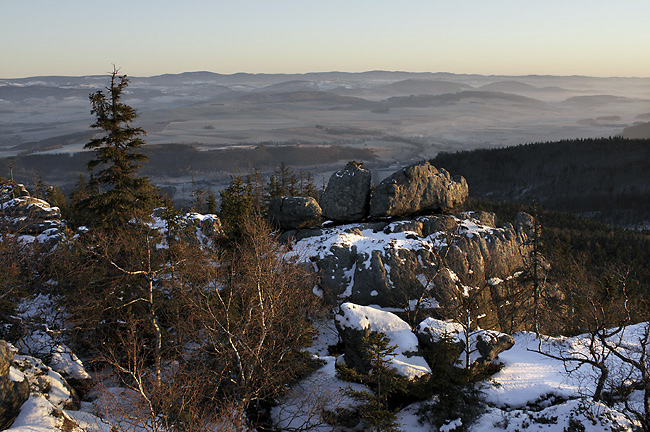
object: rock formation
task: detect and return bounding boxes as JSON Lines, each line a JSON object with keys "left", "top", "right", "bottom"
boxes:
{"left": 268, "top": 196, "right": 322, "bottom": 230}
{"left": 0, "top": 340, "right": 29, "bottom": 429}
{"left": 335, "top": 303, "right": 431, "bottom": 379}
{"left": 0, "top": 184, "right": 62, "bottom": 236}
{"left": 320, "top": 162, "right": 371, "bottom": 222}
{"left": 369, "top": 161, "right": 468, "bottom": 218}
{"left": 292, "top": 211, "right": 533, "bottom": 315}
{"left": 475, "top": 331, "right": 515, "bottom": 363}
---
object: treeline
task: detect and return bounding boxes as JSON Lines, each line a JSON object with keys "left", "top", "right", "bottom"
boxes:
{"left": 0, "top": 143, "right": 375, "bottom": 189}
{"left": 472, "top": 198, "right": 650, "bottom": 318}
{"left": 432, "top": 137, "right": 650, "bottom": 227}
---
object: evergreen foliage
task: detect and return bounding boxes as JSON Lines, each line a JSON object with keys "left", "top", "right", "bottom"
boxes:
{"left": 219, "top": 174, "right": 254, "bottom": 238}
{"left": 266, "top": 161, "right": 300, "bottom": 199}
{"left": 338, "top": 332, "right": 406, "bottom": 432}
{"left": 431, "top": 137, "right": 650, "bottom": 227}
{"left": 76, "top": 67, "right": 159, "bottom": 228}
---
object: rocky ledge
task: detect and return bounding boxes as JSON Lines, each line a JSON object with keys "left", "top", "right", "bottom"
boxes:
{"left": 0, "top": 184, "right": 62, "bottom": 237}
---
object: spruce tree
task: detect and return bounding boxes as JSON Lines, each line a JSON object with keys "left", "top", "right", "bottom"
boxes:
{"left": 79, "top": 66, "right": 157, "bottom": 228}
{"left": 219, "top": 174, "right": 254, "bottom": 238}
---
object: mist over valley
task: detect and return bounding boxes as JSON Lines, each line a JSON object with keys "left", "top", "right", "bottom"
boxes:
{"left": 2, "top": 71, "right": 650, "bottom": 204}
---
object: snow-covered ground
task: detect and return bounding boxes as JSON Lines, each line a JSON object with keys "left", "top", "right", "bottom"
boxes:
{"left": 270, "top": 315, "right": 643, "bottom": 431}
{"left": 5, "top": 295, "right": 646, "bottom": 432}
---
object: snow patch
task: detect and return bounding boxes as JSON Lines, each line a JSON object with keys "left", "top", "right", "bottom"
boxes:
{"left": 337, "top": 302, "right": 430, "bottom": 378}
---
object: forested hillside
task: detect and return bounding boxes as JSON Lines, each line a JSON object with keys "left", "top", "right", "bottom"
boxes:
{"left": 431, "top": 137, "right": 650, "bottom": 227}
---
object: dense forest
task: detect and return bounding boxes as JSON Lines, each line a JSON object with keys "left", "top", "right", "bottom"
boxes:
{"left": 431, "top": 137, "right": 650, "bottom": 227}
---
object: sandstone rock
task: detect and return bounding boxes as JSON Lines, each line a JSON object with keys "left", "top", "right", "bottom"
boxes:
{"left": 1, "top": 184, "right": 62, "bottom": 237}
{"left": 320, "top": 162, "right": 371, "bottom": 222}
{"left": 383, "top": 220, "right": 424, "bottom": 236}
{"left": 193, "top": 214, "right": 223, "bottom": 239}
{"left": 0, "top": 340, "right": 29, "bottom": 429}
{"left": 335, "top": 303, "right": 430, "bottom": 379}
{"left": 369, "top": 162, "right": 468, "bottom": 218}
{"left": 415, "top": 318, "right": 465, "bottom": 353}
{"left": 419, "top": 214, "right": 459, "bottom": 236}
{"left": 268, "top": 196, "right": 322, "bottom": 230}
{"left": 293, "top": 212, "right": 534, "bottom": 318}
{"left": 475, "top": 331, "right": 515, "bottom": 363}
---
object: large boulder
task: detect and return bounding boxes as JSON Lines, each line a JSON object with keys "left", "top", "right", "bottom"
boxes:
{"left": 475, "top": 331, "right": 515, "bottom": 363}
{"left": 0, "top": 341, "right": 29, "bottom": 429}
{"left": 415, "top": 319, "right": 515, "bottom": 367}
{"left": 369, "top": 162, "right": 468, "bottom": 218}
{"left": 320, "top": 162, "right": 372, "bottom": 222}
{"left": 268, "top": 196, "right": 322, "bottom": 230}
{"left": 335, "top": 303, "right": 430, "bottom": 379}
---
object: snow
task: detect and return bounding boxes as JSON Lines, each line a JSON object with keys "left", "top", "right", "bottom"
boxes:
{"left": 417, "top": 317, "right": 464, "bottom": 344}
{"left": 471, "top": 399, "right": 631, "bottom": 432}
{"left": 336, "top": 302, "right": 431, "bottom": 378}
{"left": 457, "top": 218, "right": 495, "bottom": 239}
{"left": 7, "top": 395, "right": 60, "bottom": 432}
{"left": 483, "top": 332, "right": 579, "bottom": 407}
{"left": 271, "top": 356, "right": 368, "bottom": 431}
{"left": 9, "top": 366, "right": 25, "bottom": 382}
{"left": 290, "top": 220, "right": 449, "bottom": 267}
{"left": 441, "top": 418, "right": 463, "bottom": 431}
{"left": 17, "top": 329, "right": 91, "bottom": 380}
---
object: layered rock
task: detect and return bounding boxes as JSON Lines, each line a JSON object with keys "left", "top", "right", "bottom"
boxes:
{"left": 370, "top": 162, "right": 468, "bottom": 218}
{"left": 0, "top": 184, "right": 62, "bottom": 236}
{"left": 475, "top": 331, "right": 515, "bottom": 364}
{"left": 268, "top": 196, "right": 322, "bottom": 230}
{"left": 320, "top": 162, "right": 371, "bottom": 222}
{"left": 0, "top": 340, "right": 29, "bottom": 429}
{"left": 292, "top": 211, "right": 533, "bottom": 314}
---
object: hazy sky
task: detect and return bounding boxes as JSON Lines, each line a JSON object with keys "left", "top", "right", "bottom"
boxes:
{"left": 3, "top": 0, "right": 649, "bottom": 78}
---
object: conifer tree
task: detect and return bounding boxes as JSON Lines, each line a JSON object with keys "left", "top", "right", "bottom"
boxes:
{"left": 79, "top": 66, "right": 158, "bottom": 227}
{"left": 219, "top": 174, "right": 254, "bottom": 238}
{"left": 266, "top": 162, "right": 299, "bottom": 199}
{"left": 340, "top": 332, "right": 404, "bottom": 432}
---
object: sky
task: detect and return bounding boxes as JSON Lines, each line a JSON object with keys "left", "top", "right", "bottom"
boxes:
{"left": 2, "top": 0, "right": 650, "bottom": 79}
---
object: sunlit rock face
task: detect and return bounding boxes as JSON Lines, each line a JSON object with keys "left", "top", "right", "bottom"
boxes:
{"left": 369, "top": 162, "right": 468, "bottom": 218}
{"left": 0, "top": 184, "right": 63, "bottom": 248}
{"left": 291, "top": 211, "right": 534, "bottom": 317}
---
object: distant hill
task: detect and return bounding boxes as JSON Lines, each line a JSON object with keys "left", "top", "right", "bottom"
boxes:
{"left": 477, "top": 80, "right": 538, "bottom": 92}
{"left": 561, "top": 95, "right": 642, "bottom": 106}
{"left": 623, "top": 122, "right": 650, "bottom": 139}
{"left": 379, "top": 79, "right": 471, "bottom": 95}
{"left": 431, "top": 137, "right": 650, "bottom": 227}
{"left": 385, "top": 91, "right": 544, "bottom": 108}
{"left": 233, "top": 90, "right": 376, "bottom": 109}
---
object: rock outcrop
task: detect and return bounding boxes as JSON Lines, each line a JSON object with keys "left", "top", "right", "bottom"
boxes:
{"left": 268, "top": 196, "right": 322, "bottom": 230}
{"left": 369, "top": 162, "right": 468, "bottom": 218}
{"left": 0, "top": 340, "right": 29, "bottom": 429}
{"left": 0, "top": 184, "right": 62, "bottom": 236}
{"left": 475, "top": 331, "right": 515, "bottom": 363}
{"left": 291, "top": 211, "right": 533, "bottom": 315}
{"left": 320, "top": 162, "right": 371, "bottom": 222}
{"left": 335, "top": 303, "right": 430, "bottom": 379}
{"left": 415, "top": 318, "right": 515, "bottom": 367}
